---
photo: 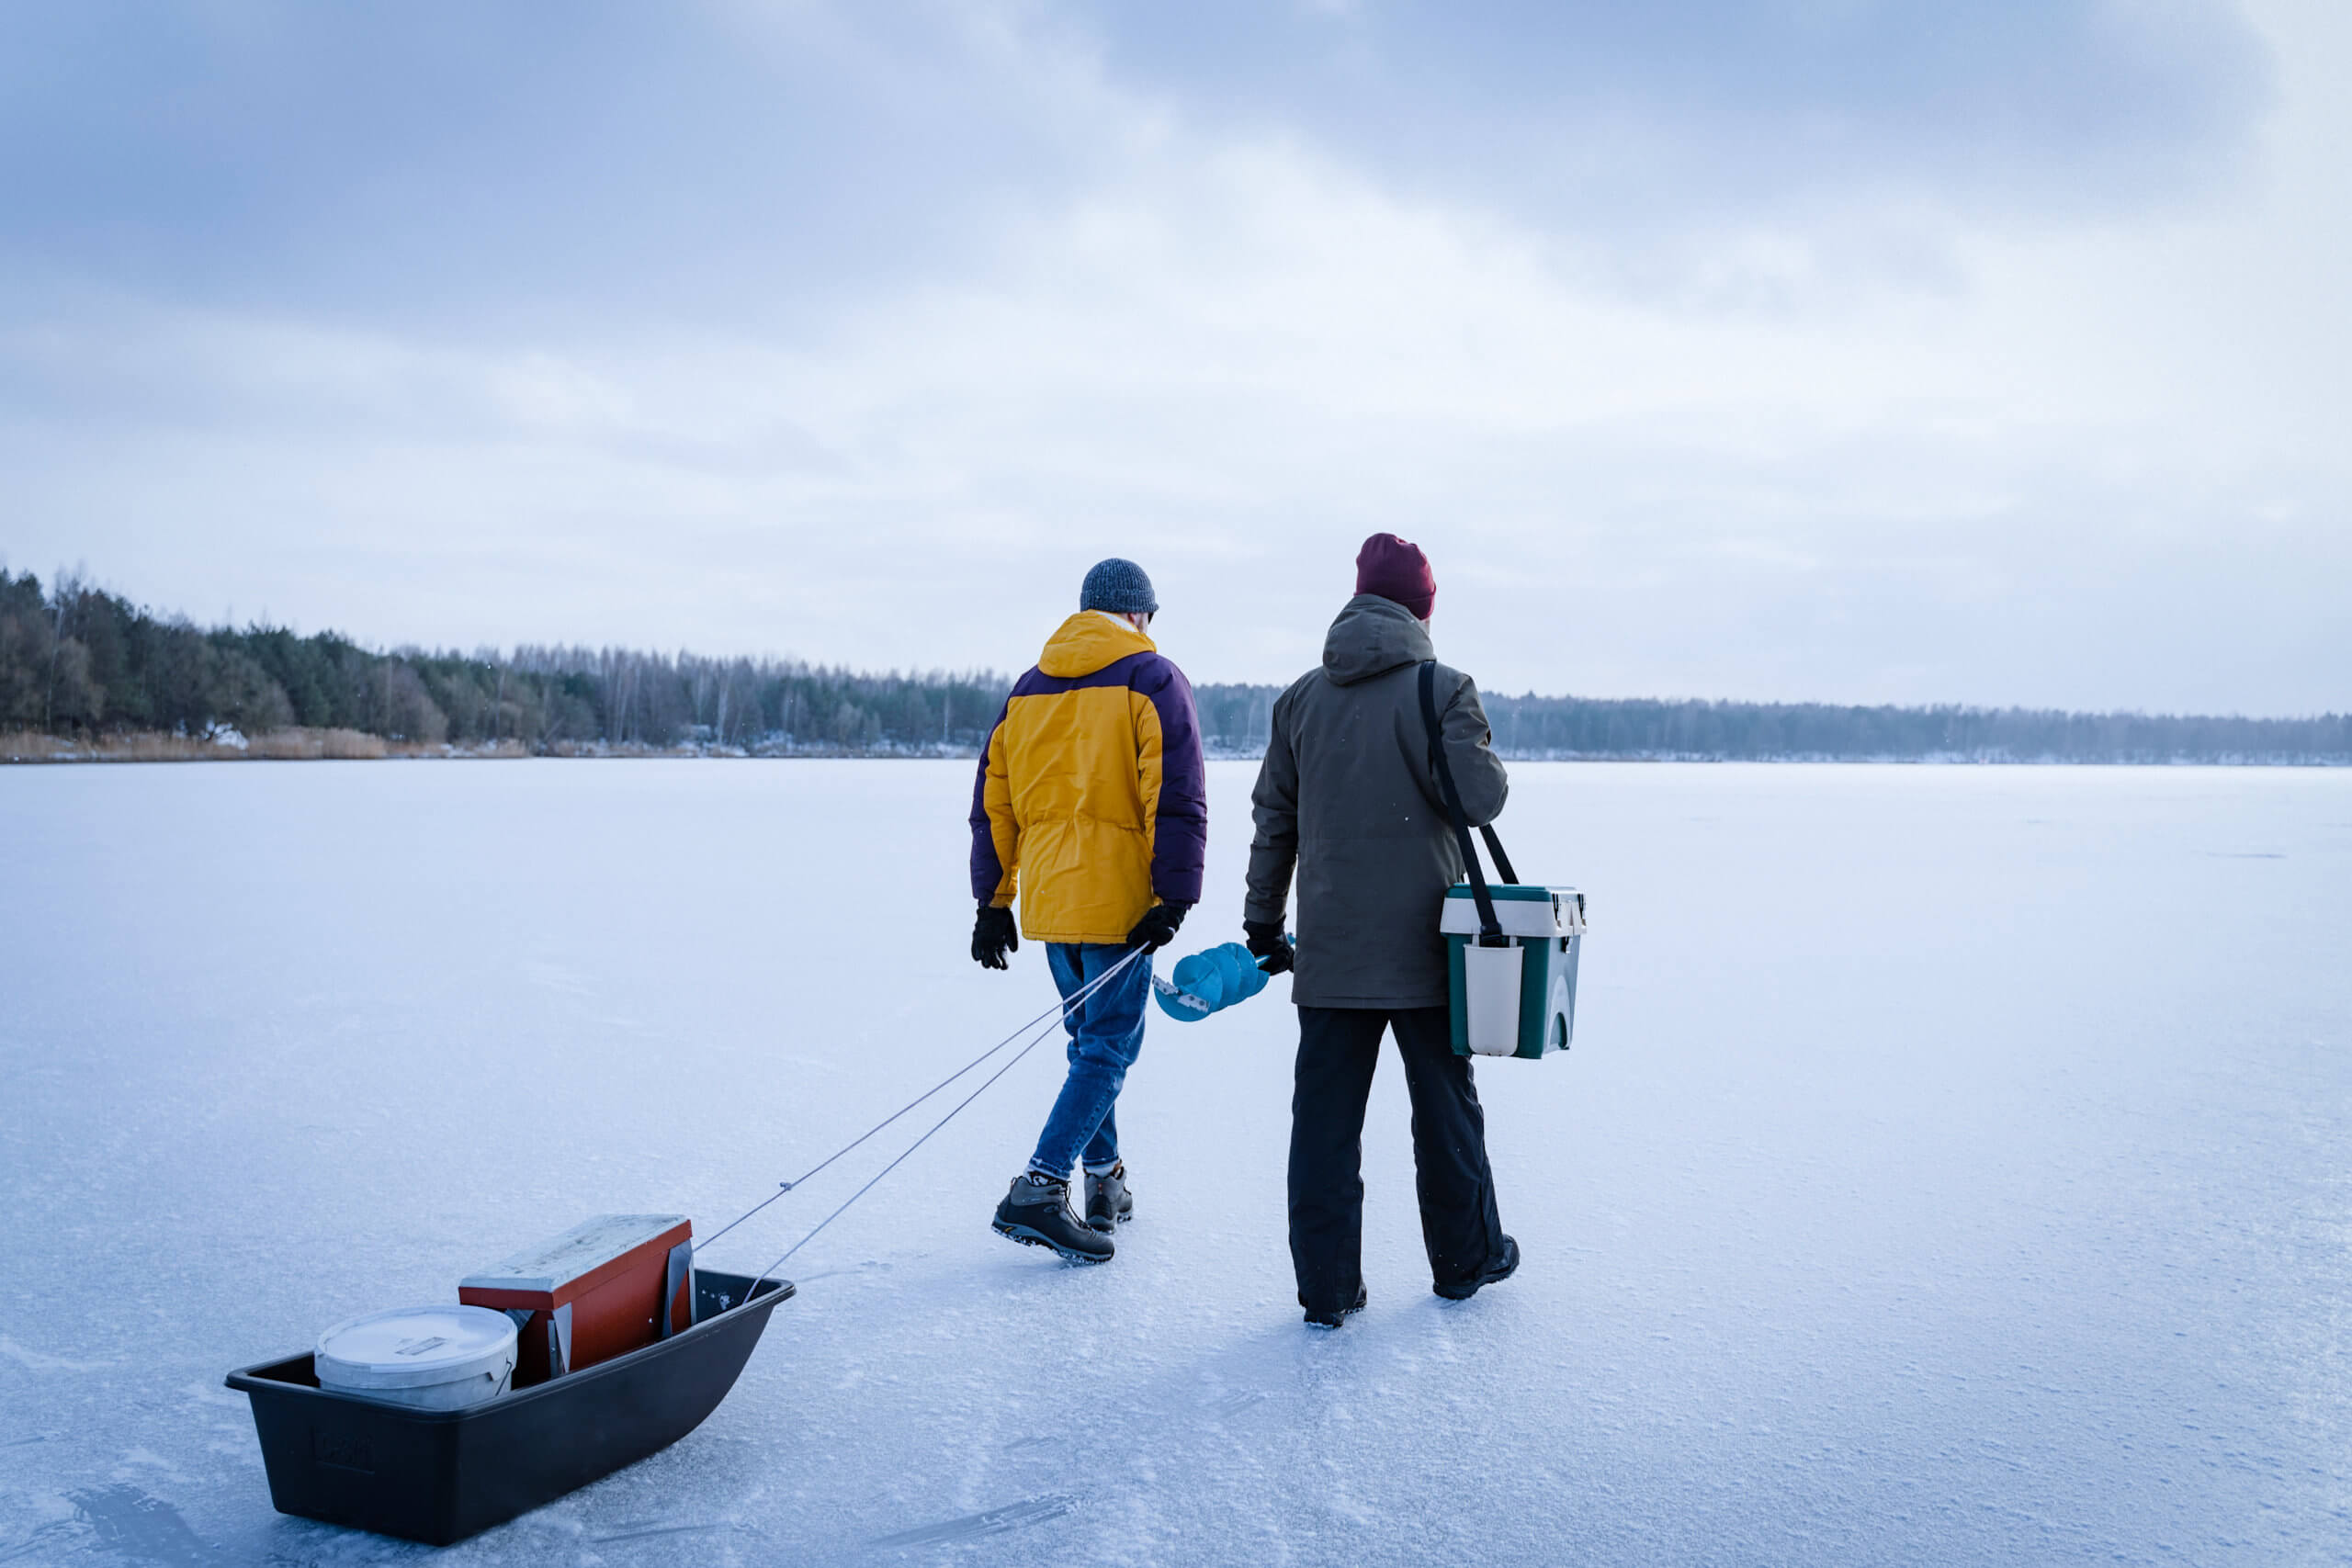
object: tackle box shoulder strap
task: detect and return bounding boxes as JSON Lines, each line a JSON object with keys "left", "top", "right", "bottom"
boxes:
{"left": 1419, "top": 660, "right": 1519, "bottom": 942}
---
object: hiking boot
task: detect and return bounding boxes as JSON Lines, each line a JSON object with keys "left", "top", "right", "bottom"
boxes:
{"left": 1302, "top": 1285, "right": 1368, "bottom": 1329}
{"left": 1433, "top": 1235, "right": 1521, "bottom": 1301}
{"left": 1083, "top": 1163, "right": 1134, "bottom": 1232}
{"left": 992, "top": 1172, "right": 1114, "bottom": 1264}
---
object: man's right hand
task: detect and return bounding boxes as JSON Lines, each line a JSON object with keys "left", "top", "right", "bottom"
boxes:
{"left": 1244, "top": 919, "right": 1293, "bottom": 975}
{"left": 972, "top": 905, "right": 1018, "bottom": 970}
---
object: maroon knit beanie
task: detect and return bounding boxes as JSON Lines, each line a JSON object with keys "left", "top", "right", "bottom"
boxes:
{"left": 1354, "top": 533, "right": 1435, "bottom": 619}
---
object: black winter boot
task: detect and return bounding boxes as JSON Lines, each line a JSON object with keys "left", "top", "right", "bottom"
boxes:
{"left": 992, "top": 1172, "right": 1114, "bottom": 1264}
{"left": 1303, "top": 1284, "right": 1368, "bottom": 1329}
{"left": 1433, "top": 1235, "right": 1520, "bottom": 1301}
{"left": 1083, "top": 1163, "right": 1133, "bottom": 1232}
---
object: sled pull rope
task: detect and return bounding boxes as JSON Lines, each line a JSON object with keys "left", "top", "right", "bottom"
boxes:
{"left": 699, "top": 946, "right": 1148, "bottom": 1268}
{"left": 743, "top": 947, "right": 1147, "bottom": 1294}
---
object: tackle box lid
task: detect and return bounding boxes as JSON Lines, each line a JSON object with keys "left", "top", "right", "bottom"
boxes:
{"left": 1441, "top": 885, "right": 1586, "bottom": 939}
{"left": 459, "top": 1214, "right": 691, "bottom": 1304}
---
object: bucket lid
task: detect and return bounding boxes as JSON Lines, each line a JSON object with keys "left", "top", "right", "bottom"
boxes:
{"left": 316, "top": 1304, "right": 518, "bottom": 1390}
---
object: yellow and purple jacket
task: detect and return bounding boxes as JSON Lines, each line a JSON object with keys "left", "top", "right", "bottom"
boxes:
{"left": 969, "top": 612, "right": 1207, "bottom": 945}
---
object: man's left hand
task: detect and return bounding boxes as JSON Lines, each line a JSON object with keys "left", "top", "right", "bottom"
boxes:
{"left": 1126, "top": 902, "right": 1188, "bottom": 953}
{"left": 972, "top": 905, "right": 1018, "bottom": 970}
{"left": 1244, "top": 919, "right": 1294, "bottom": 975}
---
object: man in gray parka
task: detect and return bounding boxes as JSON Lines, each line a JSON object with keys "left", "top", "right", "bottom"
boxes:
{"left": 1243, "top": 534, "right": 1520, "bottom": 1327}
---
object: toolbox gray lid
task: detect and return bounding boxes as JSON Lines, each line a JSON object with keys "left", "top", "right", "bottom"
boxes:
{"left": 460, "top": 1214, "right": 690, "bottom": 1295}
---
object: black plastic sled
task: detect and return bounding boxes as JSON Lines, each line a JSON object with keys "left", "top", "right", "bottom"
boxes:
{"left": 225, "top": 1270, "right": 792, "bottom": 1547}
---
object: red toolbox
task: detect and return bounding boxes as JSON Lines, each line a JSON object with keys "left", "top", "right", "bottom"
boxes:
{"left": 459, "top": 1215, "right": 693, "bottom": 1386}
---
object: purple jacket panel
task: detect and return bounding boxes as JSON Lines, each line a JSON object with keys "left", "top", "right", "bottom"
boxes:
{"left": 1133, "top": 654, "right": 1207, "bottom": 907}
{"left": 968, "top": 695, "right": 1013, "bottom": 904}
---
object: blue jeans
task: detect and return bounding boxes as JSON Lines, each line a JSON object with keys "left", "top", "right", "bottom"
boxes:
{"left": 1028, "top": 942, "right": 1151, "bottom": 1179}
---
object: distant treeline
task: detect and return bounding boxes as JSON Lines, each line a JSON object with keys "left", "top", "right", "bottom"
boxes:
{"left": 1198, "top": 683, "right": 2352, "bottom": 764}
{"left": 5, "top": 568, "right": 2346, "bottom": 762}
{"left": 3, "top": 570, "right": 1003, "bottom": 753}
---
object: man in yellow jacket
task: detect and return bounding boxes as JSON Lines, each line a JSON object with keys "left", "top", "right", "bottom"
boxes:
{"left": 969, "top": 558, "right": 1207, "bottom": 1263}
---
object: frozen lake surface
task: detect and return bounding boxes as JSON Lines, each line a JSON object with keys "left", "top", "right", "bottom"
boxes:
{"left": 3, "top": 760, "right": 2347, "bottom": 1566}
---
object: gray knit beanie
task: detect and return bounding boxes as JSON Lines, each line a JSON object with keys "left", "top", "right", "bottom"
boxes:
{"left": 1080, "top": 558, "right": 1159, "bottom": 615}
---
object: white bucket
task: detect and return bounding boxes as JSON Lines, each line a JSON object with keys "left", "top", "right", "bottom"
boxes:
{"left": 315, "top": 1304, "right": 518, "bottom": 1411}
{"left": 1459, "top": 942, "right": 1526, "bottom": 1056}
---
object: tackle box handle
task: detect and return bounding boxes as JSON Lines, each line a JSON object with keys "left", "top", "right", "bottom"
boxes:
{"left": 1418, "top": 660, "right": 1519, "bottom": 943}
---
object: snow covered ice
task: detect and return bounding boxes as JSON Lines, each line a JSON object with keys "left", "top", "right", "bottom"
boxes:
{"left": 3, "top": 759, "right": 2348, "bottom": 1565}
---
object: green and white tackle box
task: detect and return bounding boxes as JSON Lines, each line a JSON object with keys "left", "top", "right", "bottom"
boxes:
{"left": 1442, "top": 885, "right": 1587, "bottom": 1059}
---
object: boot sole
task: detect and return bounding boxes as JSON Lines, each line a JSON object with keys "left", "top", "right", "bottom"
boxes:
{"left": 991, "top": 1217, "right": 1113, "bottom": 1264}
{"left": 1084, "top": 1210, "right": 1134, "bottom": 1234}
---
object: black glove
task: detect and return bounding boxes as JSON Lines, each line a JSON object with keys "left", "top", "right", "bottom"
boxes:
{"left": 1244, "top": 919, "right": 1294, "bottom": 975}
{"left": 971, "top": 905, "right": 1017, "bottom": 970}
{"left": 1125, "top": 902, "right": 1188, "bottom": 953}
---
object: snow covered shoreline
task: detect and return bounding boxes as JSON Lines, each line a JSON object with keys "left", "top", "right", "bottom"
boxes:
{"left": 8, "top": 728, "right": 2346, "bottom": 766}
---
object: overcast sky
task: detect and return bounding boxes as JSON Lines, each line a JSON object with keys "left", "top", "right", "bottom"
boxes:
{"left": 3, "top": 1, "right": 2345, "bottom": 713}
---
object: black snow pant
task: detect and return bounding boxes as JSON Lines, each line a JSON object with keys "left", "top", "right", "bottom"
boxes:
{"left": 1288, "top": 1004, "right": 1506, "bottom": 1314}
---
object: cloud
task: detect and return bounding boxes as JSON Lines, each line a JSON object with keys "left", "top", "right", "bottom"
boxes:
{"left": 0, "top": 2, "right": 2342, "bottom": 715}
{"left": 0, "top": 2, "right": 1128, "bottom": 327}
{"left": 0, "top": 1, "right": 2274, "bottom": 330}
{"left": 1056, "top": 0, "right": 2274, "bottom": 222}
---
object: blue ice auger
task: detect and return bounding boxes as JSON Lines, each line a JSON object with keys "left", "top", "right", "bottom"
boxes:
{"left": 1151, "top": 939, "right": 1291, "bottom": 1022}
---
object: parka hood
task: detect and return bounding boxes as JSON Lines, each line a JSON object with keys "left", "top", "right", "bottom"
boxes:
{"left": 1038, "top": 611, "right": 1156, "bottom": 678}
{"left": 1321, "top": 593, "right": 1433, "bottom": 687}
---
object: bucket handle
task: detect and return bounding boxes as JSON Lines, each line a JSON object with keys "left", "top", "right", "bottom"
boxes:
{"left": 1419, "top": 660, "right": 1518, "bottom": 943}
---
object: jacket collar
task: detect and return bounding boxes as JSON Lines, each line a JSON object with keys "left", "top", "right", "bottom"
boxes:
{"left": 1039, "top": 611, "right": 1156, "bottom": 678}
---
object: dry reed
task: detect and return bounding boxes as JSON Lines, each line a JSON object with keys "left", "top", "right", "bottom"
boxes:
{"left": 1, "top": 728, "right": 540, "bottom": 763}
